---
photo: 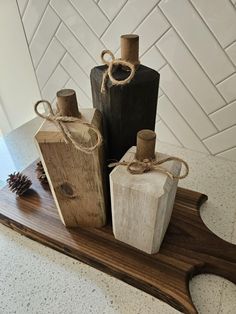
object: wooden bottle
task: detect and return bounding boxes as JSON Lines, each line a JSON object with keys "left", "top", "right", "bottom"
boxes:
{"left": 90, "top": 34, "right": 160, "bottom": 161}
{"left": 35, "top": 89, "right": 107, "bottom": 228}
{"left": 110, "top": 130, "right": 182, "bottom": 254}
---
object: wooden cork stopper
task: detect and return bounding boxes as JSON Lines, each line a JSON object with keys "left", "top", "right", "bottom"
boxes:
{"left": 56, "top": 89, "right": 81, "bottom": 117}
{"left": 121, "top": 34, "right": 139, "bottom": 66}
{"left": 136, "top": 129, "right": 156, "bottom": 161}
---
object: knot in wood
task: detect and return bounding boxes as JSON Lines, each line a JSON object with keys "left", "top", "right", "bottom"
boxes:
{"left": 59, "top": 183, "right": 76, "bottom": 199}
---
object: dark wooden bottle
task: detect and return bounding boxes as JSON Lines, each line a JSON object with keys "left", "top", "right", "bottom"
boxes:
{"left": 90, "top": 34, "right": 160, "bottom": 161}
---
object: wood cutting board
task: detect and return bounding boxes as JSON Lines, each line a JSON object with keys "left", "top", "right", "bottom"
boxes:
{"left": 0, "top": 161, "right": 235, "bottom": 314}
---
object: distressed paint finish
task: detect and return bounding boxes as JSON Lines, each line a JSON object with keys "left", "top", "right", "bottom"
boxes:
{"left": 110, "top": 147, "right": 181, "bottom": 254}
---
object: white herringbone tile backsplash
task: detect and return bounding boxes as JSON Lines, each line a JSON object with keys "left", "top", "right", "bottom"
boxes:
{"left": 17, "top": 0, "right": 236, "bottom": 161}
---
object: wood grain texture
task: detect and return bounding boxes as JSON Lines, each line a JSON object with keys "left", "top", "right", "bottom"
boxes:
{"left": 110, "top": 147, "right": 181, "bottom": 254}
{"left": 0, "top": 162, "right": 236, "bottom": 314}
{"left": 90, "top": 65, "right": 160, "bottom": 161}
{"left": 35, "top": 108, "right": 108, "bottom": 228}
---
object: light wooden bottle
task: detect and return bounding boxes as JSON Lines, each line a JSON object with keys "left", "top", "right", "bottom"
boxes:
{"left": 110, "top": 130, "right": 182, "bottom": 254}
{"left": 35, "top": 89, "right": 107, "bottom": 228}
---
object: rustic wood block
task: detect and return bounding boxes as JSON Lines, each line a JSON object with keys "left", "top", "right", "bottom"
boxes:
{"left": 110, "top": 147, "right": 181, "bottom": 254}
{"left": 0, "top": 161, "right": 236, "bottom": 314}
{"left": 90, "top": 64, "right": 159, "bottom": 161}
{"left": 35, "top": 108, "right": 108, "bottom": 228}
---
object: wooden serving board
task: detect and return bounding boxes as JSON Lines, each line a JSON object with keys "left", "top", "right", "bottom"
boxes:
{"left": 0, "top": 161, "right": 235, "bottom": 314}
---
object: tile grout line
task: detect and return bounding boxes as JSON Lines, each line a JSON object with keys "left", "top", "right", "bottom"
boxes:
{"left": 50, "top": 76, "right": 71, "bottom": 105}
{"left": 18, "top": 0, "right": 236, "bottom": 160}
{"left": 41, "top": 61, "right": 69, "bottom": 100}
{"left": 215, "top": 146, "right": 236, "bottom": 157}
{"left": 21, "top": 0, "right": 30, "bottom": 18}
{"left": 155, "top": 46, "right": 219, "bottom": 132}
{"left": 16, "top": 0, "right": 42, "bottom": 99}
{"left": 65, "top": 78, "right": 92, "bottom": 103}
{"left": 224, "top": 39, "right": 236, "bottom": 51}
{"left": 155, "top": 27, "right": 228, "bottom": 109}
{"left": 215, "top": 71, "right": 236, "bottom": 86}
{"left": 93, "top": 0, "right": 124, "bottom": 23}
{"left": 160, "top": 91, "right": 212, "bottom": 154}
{"left": 28, "top": 0, "right": 50, "bottom": 46}
{"left": 55, "top": 25, "right": 99, "bottom": 67}
{"left": 99, "top": 0, "right": 129, "bottom": 40}
{"left": 131, "top": 4, "right": 159, "bottom": 34}
{"left": 188, "top": 0, "right": 236, "bottom": 70}
{"left": 156, "top": 118, "right": 184, "bottom": 148}
{"left": 62, "top": 49, "right": 90, "bottom": 79}
{"left": 213, "top": 143, "right": 236, "bottom": 156}
{"left": 62, "top": 77, "right": 71, "bottom": 89}
{"left": 202, "top": 125, "right": 236, "bottom": 141}
{"left": 208, "top": 99, "right": 236, "bottom": 116}
{"left": 158, "top": 110, "right": 192, "bottom": 150}
{"left": 208, "top": 123, "right": 236, "bottom": 136}
{"left": 55, "top": 30, "right": 96, "bottom": 72}
{"left": 56, "top": 32, "right": 98, "bottom": 69}
{"left": 162, "top": 88, "right": 212, "bottom": 153}
{"left": 156, "top": 62, "right": 167, "bottom": 72}
{"left": 140, "top": 40, "right": 167, "bottom": 70}
{"left": 228, "top": 0, "right": 236, "bottom": 14}
{"left": 49, "top": 2, "right": 100, "bottom": 66}
{"left": 88, "top": 0, "right": 109, "bottom": 23}
{"left": 139, "top": 42, "right": 156, "bottom": 60}
{"left": 157, "top": 1, "right": 234, "bottom": 94}
{"left": 111, "top": 2, "right": 159, "bottom": 55}
{"left": 68, "top": 0, "right": 107, "bottom": 43}
{"left": 139, "top": 26, "right": 171, "bottom": 59}
{"left": 35, "top": 19, "right": 62, "bottom": 71}
{"left": 40, "top": 50, "right": 67, "bottom": 90}
{"left": 28, "top": 0, "right": 49, "bottom": 44}
{"left": 60, "top": 64, "right": 92, "bottom": 101}
{"left": 60, "top": 62, "right": 92, "bottom": 100}
{"left": 95, "top": 1, "right": 111, "bottom": 22}
{"left": 138, "top": 4, "right": 173, "bottom": 59}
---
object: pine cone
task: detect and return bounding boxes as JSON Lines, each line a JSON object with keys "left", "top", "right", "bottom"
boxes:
{"left": 36, "top": 161, "right": 48, "bottom": 185}
{"left": 7, "top": 172, "right": 32, "bottom": 196}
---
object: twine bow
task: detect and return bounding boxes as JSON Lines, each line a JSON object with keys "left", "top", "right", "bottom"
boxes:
{"left": 100, "top": 50, "right": 136, "bottom": 93}
{"left": 34, "top": 100, "right": 102, "bottom": 154}
{"left": 108, "top": 156, "right": 189, "bottom": 180}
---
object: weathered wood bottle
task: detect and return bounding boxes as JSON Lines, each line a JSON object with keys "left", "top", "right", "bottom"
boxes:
{"left": 90, "top": 34, "right": 160, "bottom": 161}
{"left": 34, "top": 89, "right": 107, "bottom": 228}
{"left": 110, "top": 130, "right": 185, "bottom": 254}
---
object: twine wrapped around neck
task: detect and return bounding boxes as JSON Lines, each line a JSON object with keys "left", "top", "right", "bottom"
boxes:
{"left": 108, "top": 156, "right": 189, "bottom": 180}
{"left": 34, "top": 100, "right": 102, "bottom": 154}
{"left": 100, "top": 50, "right": 136, "bottom": 93}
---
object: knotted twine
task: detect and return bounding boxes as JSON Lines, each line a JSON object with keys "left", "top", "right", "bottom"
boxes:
{"left": 100, "top": 50, "right": 136, "bottom": 93}
{"left": 34, "top": 100, "right": 102, "bottom": 154}
{"left": 109, "top": 156, "right": 189, "bottom": 180}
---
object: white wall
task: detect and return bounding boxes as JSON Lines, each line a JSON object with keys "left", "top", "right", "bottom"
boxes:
{"left": 0, "top": 97, "right": 11, "bottom": 134}
{"left": 0, "top": 0, "right": 41, "bottom": 134}
{"left": 15, "top": 0, "right": 236, "bottom": 161}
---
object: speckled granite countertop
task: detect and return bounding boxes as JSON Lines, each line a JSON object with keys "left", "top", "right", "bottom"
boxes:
{"left": 0, "top": 118, "right": 236, "bottom": 314}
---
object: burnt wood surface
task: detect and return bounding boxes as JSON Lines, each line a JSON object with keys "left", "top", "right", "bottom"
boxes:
{"left": 90, "top": 65, "right": 160, "bottom": 161}
{"left": 0, "top": 161, "right": 236, "bottom": 314}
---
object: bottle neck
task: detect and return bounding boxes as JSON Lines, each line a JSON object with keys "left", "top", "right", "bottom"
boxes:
{"left": 120, "top": 34, "right": 140, "bottom": 66}
{"left": 56, "top": 89, "right": 81, "bottom": 118}
{"left": 135, "top": 129, "right": 156, "bottom": 161}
